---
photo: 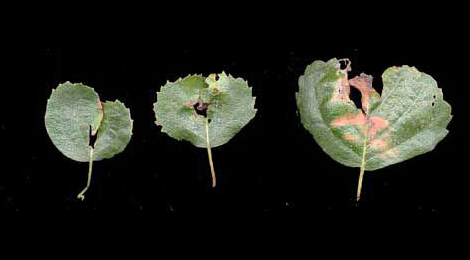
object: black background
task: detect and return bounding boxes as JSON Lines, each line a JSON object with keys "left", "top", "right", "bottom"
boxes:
{"left": 1, "top": 47, "right": 464, "bottom": 211}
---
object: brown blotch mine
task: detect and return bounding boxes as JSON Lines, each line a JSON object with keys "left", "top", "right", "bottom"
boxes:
{"left": 344, "top": 133, "right": 358, "bottom": 141}
{"left": 182, "top": 96, "right": 210, "bottom": 119}
{"left": 368, "top": 116, "right": 388, "bottom": 138}
{"left": 97, "top": 98, "right": 103, "bottom": 111}
{"left": 369, "top": 138, "right": 387, "bottom": 151}
{"left": 331, "top": 113, "right": 367, "bottom": 127}
{"left": 349, "top": 73, "right": 374, "bottom": 114}
{"left": 196, "top": 96, "right": 209, "bottom": 111}
{"left": 331, "top": 64, "right": 352, "bottom": 103}
{"left": 182, "top": 102, "right": 194, "bottom": 109}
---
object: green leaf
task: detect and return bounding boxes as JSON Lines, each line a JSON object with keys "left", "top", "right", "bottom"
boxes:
{"left": 154, "top": 73, "right": 257, "bottom": 186}
{"left": 45, "top": 82, "right": 103, "bottom": 162}
{"left": 296, "top": 58, "right": 452, "bottom": 200}
{"left": 45, "top": 82, "right": 133, "bottom": 200}
{"left": 93, "top": 100, "right": 133, "bottom": 161}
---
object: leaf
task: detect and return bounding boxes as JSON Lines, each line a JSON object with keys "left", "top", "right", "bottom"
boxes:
{"left": 154, "top": 73, "right": 257, "bottom": 186}
{"left": 45, "top": 82, "right": 103, "bottom": 162}
{"left": 296, "top": 58, "right": 452, "bottom": 200}
{"left": 93, "top": 100, "right": 133, "bottom": 161}
{"left": 45, "top": 82, "right": 133, "bottom": 200}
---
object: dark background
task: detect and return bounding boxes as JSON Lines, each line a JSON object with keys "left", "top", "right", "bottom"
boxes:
{"left": 1, "top": 48, "right": 464, "bottom": 211}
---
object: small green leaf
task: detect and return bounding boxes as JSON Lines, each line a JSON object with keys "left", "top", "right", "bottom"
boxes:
{"left": 45, "top": 82, "right": 133, "bottom": 200}
{"left": 154, "top": 73, "right": 257, "bottom": 187}
{"left": 296, "top": 58, "right": 452, "bottom": 200}
{"left": 93, "top": 100, "right": 133, "bottom": 161}
{"left": 45, "top": 82, "right": 103, "bottom": 162}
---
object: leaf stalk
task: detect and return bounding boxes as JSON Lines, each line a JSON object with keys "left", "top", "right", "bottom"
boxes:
{"left": 205, "top": 118, "right": 216, "bottom": 187}
{"left": 77, "top": 147, "right": 94, "bottom": 200}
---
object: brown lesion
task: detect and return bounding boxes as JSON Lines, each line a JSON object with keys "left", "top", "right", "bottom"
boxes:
{"left": 331, "top": 60, "right": 353, "bottom": 103}
{"left": 196, "top": 96, "right": 209, "bottom": 111}
{"left": 182, "top": 96, "right": 211, "bottom": 119}
{"left": 349, "top": 73, "right": 375, "bottom": 114}
{"left": 331, "top": 112, "right": 395, "bottom": 158}
{"left": 367, "top": 116, "right": 388, "bottom": 138}
{"left": 330, "top": 112, "right": 367, "bottom": 128}
{"left": 344, "top": 133, "right": 358, "bottom": 141}
{"left": 91, "top": 98, "right": 104, "bottom": 136}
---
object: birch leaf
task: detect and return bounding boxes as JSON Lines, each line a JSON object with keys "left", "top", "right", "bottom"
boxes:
{"left": 45, "top": 82, "right": 133, "bottom": 200}
{"left": 154, "top": 73, "right": 257, "bottom": 187}
{"left": 296, "top": 58, "right": 452, "bottom": 200}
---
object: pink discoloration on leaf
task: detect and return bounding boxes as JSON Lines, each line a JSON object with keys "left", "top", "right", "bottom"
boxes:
{"left": 370, "top": 138, "right": 387, "bottom": 151}
{"left": 368, "top": 116, "right": 388, "bottom": 138}
{"left": 91, "top": 98, "right": 104, "bottom": 136}
{"left": 344, "top": 133, "right": 358, "bottom": 141}
{"left": 378, "top": 148, "right": 398, "bottom": 160}
{"left": 327, "top": 61, "right": 403, "bottom": 165}
{"left": 349, "top": 73, "right": 376, "bottom": 114}
{"left": 369, "top": 131, "right": 398, "bottom": 161}
{"left": 331, "top": 113, "right": 367, "bottom": 127}
{"left": 98, "top": 98, "right": 103, "bottom": 111}
{"left": 182, "top": 102, "right": 194, "bottom": 108}
{"left": 331, "top": 111, "right": 395, "bottom": 161}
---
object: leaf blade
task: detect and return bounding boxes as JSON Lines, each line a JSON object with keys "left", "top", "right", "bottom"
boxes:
{"left": 154, "top": 73, "right": 257, "bottom": 148}
{"left": 93, "top": 100, "right": 133, "bottom": 161}
{"left": 45, "top": 82, "right": 103, "bottom": 162}
{"left": 296, "top": 59, "right": 452, "bottom": 171}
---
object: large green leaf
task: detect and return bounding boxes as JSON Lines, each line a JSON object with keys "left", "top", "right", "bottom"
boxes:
{"left": 45, "top": 82, "right": 133, "bottom": 199}
{"left": 154, "top": 73, "right": 257, "bottom": 186}
{"left": 296, "top": 58, "right": 452, "bottom": 199}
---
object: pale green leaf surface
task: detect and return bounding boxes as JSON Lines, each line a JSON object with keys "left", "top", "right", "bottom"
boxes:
{"left": 154, "top": 73, "right": 257, "bottom": 148}
{"left": 296, "top": 58, "right": 452, "bottom": 171}
{"left": 93, "top": 100, "right": 133, "bottom": 161}
{"left": 45, "top": 82, "right": 103, "bottom": 162}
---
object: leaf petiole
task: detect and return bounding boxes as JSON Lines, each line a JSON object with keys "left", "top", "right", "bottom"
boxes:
{"left": 357, "top": 118, "right": 369, "bottom": 201}
{"left": 77, "top": 147, "right": 94, "bottom": 201}
{"left": 357, "top": 167, "right": 365, "bottom": 201}
{"left": 205, "top": 118, "right": 216, "bottom": 187}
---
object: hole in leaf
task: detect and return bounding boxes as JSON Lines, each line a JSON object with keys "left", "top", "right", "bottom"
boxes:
{"left": 215, "top": 75, "right": 220, "bottom": 81}
{"left": 193, "top": 103, "right": 208, "bottom": 117}
{"left": 431, "top": 102, "right": 435, "bottom": 107}
{"left": 89, "top": 126, "right": 97, "bottom": 148}
{"left": 349, "top": 84, "right": 362, "bottom": 109}
{"left": 339, "top": 60, "right": 349, "bottom": 70}
{"left": 433, "top": 94, "right": 437, "bottom": 100}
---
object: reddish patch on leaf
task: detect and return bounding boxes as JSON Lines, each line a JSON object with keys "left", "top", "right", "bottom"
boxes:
{"left": 368, "top": 116, "right": 388, "bottom": 138}
{"left": 91, "top": 98, "right": 104, "bottom": 136}
{"left": 344, "top": 133, "right": 358, "bottom": 141}
{"left": 370, "top": 138, "right": 387, "bottom": 151}
{"left": 196, "top": 96, "right": 209, "bottom": 111}
{"left": 378, "top": 147, "right": 398, "bottom": 160}
{"left": 369, "top": 131, "right": 397, "bottom": 160}
{"left": 97, "top": 98, "right": 103, "bottom": 111}
{"left": 182, "top": 102, "right": 194, "bottom": 108}
{"left": 349, "top": 73, "right": 375, "bottom": 114}
{"left": 330, "top": 112, "right": 367, "bottom": 127}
